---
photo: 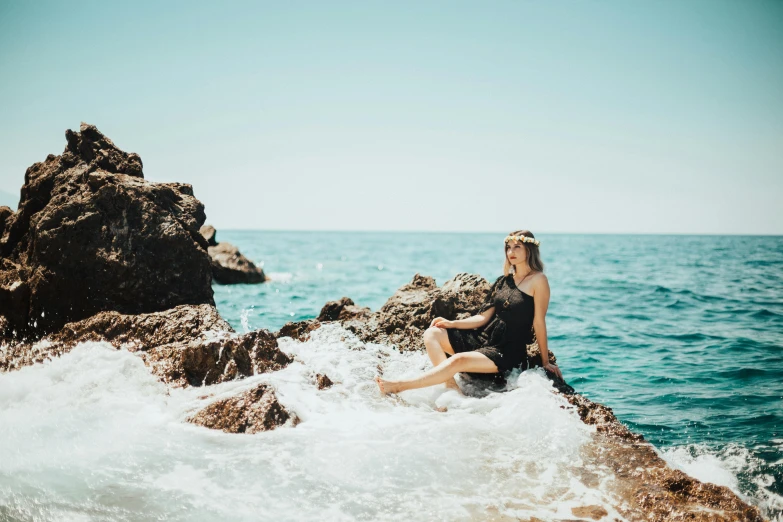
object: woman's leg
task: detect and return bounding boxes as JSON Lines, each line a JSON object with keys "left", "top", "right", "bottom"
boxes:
{"left": 376, "top": 352, "right": 498, "bottom": 394}
{"left": 422, "top": 327, "right": 459, "bottom": 390}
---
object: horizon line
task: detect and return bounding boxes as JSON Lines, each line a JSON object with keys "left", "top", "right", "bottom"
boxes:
{"left": 213, "top": 228, "right": 783, "bottom": 237}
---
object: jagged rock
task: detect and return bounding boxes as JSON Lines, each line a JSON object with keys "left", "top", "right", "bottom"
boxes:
{"left": 0, "top": 304, "right": 291, "bottom": 387}
{"left": 317, "top": 297, "right": 372, "bottom": 322}
{"left": 188, "top": 383, "right": 299, "bottom": 434}
{"left": 565, "top": 393, "right": 764, "bottom": 520}
{"left": 315, "top": 373, "right": 333, "bottom": 390}
{"left": 0, "top": 123, "right": 213, "bottom": 340}
{"left": 570, "top": 505, "right": 608, "bottom": 520}
{"left": 0, "top": 206, "right": 13, "bottom": 238}
{"left": 199, "top": 224, "right": 266, "bottom": 284}
{"left": 276, "top": 319, "right": 321, "bottom": 341}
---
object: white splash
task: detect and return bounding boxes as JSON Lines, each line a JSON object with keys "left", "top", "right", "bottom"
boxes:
{"left": 0, "top": 326, "right": 634, "bottom": 521}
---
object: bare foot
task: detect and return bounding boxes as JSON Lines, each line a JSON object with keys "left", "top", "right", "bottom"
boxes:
{"left": 375, "top": 376, "right": 390, "bottom": 395}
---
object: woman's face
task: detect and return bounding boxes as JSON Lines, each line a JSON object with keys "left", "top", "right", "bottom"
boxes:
{"left": 506, "top": 240, "right": 528, "bottom": 267}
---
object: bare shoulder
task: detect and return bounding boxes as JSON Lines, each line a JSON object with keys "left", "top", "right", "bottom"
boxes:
{"left": 531, "top": 272, "right": 550, "bottom": 293}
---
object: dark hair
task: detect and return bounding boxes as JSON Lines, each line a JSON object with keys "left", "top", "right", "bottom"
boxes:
{"left": 503, "top": 230, "right": 544, "bottom": 276}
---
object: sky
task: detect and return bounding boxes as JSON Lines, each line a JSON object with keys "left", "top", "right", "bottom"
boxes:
{"left": 1, "top": 1, "right": 781, "bottom": 234}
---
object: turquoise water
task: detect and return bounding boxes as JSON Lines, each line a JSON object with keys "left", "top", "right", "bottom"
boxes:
{"left": 214, "top": 231, "right": 783, "bottom": 515}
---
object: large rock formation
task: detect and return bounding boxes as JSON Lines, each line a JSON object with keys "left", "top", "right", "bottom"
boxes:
{"left": 199, "top": 224, "right": 266, "bottom": 284}
{"left": 0, "top": 125, "right": 293, "bottom": 436}
{"left": 0, "top": 123, "right": 214, "bottom": 340}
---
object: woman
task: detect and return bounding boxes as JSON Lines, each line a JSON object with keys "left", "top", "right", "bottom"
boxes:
{"left": 375, "top": 230, "right": 562, "bottom": 394}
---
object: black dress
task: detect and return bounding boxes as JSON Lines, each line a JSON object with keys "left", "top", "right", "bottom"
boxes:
{"left": 447, "top": 275, "right": 536, "bottom": 374}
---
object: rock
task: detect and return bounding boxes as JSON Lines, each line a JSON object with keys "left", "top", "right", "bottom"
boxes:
{"left": 315, "top": 373, "right": 333, "bottom": 389}
{"left": 0, "top": 304, "right": 291, "bottom": 388}
{"left": 317, "top": 297, "right": 372, "bottom": 322}
{"left": 0, "top": 206, "right": 13, "bottom": 239}
{"left": 199, "top": 224, "right": 217, "bottom": 246}
{"left": 188, "top": 383, "right": 298, "bottom": 434}
{"left": 199, "top": 223, "right": 265, "bottom": 284}
{"left": 565, "top": 393, "right": 764, "bottom": 521}
{"left": 277, "top": 319, "right": 321, "bottom": 341}
{"left": 0, "top": 123, "right": 214, "bottom": 340}
{"left": 571, "top": 505, "right": 608, "bottom": 520}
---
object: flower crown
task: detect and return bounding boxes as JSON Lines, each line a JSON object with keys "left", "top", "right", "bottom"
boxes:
{"left": 504, "top": 235, "right": 540, "bottom": 247}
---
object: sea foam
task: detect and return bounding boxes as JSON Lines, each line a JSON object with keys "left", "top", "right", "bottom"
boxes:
{"left": 2, "top": 324, "right": 760, "bottom": 521}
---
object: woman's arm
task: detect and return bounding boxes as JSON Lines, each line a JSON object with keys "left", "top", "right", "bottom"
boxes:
{"left": 431, "top": 307, "right": 495, "bottom": 330}
{"left": 532, "top": 274, "right": 563, "bottom": 380}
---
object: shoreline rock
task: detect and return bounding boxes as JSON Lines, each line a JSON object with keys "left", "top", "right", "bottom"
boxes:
{"left": 199, "top": 224, "right": 266, "bottom": 284}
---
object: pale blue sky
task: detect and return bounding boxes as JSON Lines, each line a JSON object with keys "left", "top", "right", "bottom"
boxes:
{"left": 1, "top": 1, "right": 781, "bottom": 234}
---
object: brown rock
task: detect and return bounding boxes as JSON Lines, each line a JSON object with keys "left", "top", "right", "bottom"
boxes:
{"left": 566, "top": 393, "right": 765, "bottom": 521}
{"left": 277, "top": 319, "right": 321, "bottom": 341}
{"left": 315, "top": 373, "right": 333, "bottom": 389}
{"left": 0, "top": 123, "right": 214, "bottom": 340}
{"left": 0, "top": 304, "right": 291, "bottom": 388}
{"left": 208, "top": 242, "right": 266, "bottom": 284}
{"left": 570, "top": 505, "right": 608, "bottom": 520}
{"left": 317, "top": 297, "right": 372, "bottom": 322}
{"left": 188, "top": 383, "right": 298, "bottom": 434}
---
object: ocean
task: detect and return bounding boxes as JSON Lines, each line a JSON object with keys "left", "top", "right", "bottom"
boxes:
{"left": 1, "top": 231, "right": 781, "bottom": 520}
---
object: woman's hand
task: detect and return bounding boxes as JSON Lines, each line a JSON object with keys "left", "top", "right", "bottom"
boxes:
{"left": 543, "top": 363, "right": 563, "bottom": 381}
{"left": 430, "top": 317, "right": 454, "bottom": 329}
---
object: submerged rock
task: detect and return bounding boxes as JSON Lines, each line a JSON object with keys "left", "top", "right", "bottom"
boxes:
{"left": 0, "top": 123, "right": 214, "bottom": 340}
{"left": 199, "top": 224, "right": 266, "bottom": 284}
{"left": 315, "top": 373, "right": 333, "bottom": 390}
{"left": 188, "top": 383, "right": 299, "bottom": 434}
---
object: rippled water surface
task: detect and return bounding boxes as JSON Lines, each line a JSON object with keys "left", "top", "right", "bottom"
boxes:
{"left": 1, "top": 232, "right": 781, "bottom": 521}
{"left": 214, "top": 231, "right": 783, "bottom": 518}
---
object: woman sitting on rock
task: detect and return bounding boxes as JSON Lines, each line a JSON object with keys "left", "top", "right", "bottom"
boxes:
{"left": 375, "top": 230, "right": 562, "bottom": 394}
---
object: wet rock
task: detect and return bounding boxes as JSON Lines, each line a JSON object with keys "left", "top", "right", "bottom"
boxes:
{"left": 570, "top": 505, "right": 608, "bottom": 520}
{"left": 317, "top": 297, "right": 372, "bottom": 322}
{"left": 188, "top": 383, "right": 298, "bottom": 434}
{"left": 566, "top": 393, "right": 764, "bottom": 521}
{"left": 277, "top": 319, "right": 321, "bottom": 341}
{"left": 0, "top": 123, "right": 214, "bottom": 340}
{"left": 199, "top": 224, "right": 265, "bottom": 284}
{"left": 0, "top": 304, "right": 291, "bottom": 387}
{"left": 315, "top": 373, "right": 333, "bottom": 390}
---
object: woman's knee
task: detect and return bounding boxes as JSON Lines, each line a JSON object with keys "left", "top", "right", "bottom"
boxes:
{"left": 449, "top": 353, "right": 470, "bottom": 372}
{"left": 424, "top": 326, "right": 445, "bottom": 343}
